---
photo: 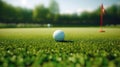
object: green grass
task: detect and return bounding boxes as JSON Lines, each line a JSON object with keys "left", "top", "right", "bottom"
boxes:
{"left": 0, "top": 28, "right": 120, "bottom": 67}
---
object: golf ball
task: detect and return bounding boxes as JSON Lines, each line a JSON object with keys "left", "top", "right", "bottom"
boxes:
{"left": 53, "top": 30, "right": 65, "bottom": 41}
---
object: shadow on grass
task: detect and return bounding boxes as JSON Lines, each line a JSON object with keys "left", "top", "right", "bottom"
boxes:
{"left": 56, "top": 40, "right": 74, "bottom": 43}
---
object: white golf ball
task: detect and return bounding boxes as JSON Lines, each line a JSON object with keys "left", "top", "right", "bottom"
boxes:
{"left": 53, "top": 30, "right": 65, "bottom": 41}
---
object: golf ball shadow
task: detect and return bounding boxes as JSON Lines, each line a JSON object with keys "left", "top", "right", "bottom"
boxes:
{"left": 56, "top": 40, "right": 74, "bottom": 43}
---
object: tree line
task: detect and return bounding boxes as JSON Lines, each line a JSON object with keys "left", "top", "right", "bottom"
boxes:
{"left": 0, "top": 0, "right": 120, "bottom": 27}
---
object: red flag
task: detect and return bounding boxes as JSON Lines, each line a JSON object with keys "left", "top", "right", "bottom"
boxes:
{"left": 101, "top": 4, "right": 105, "bottom": 14}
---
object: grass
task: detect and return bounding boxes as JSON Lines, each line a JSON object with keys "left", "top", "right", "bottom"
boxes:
{"left": 0, "top": 27, "right": 120, "bottom": 67}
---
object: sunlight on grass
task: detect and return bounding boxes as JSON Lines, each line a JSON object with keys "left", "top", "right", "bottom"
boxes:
{"left": 0, "top": 28, "right": 120, "bottom": 67}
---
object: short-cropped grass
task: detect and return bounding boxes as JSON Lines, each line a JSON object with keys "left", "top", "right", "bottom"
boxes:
{"left": 0, "top": 28, "right": 120, "bottom": 67}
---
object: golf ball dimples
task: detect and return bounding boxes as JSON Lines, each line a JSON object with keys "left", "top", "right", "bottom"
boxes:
{"left": 53, "top": 30, "right": 65, "bottom": 41}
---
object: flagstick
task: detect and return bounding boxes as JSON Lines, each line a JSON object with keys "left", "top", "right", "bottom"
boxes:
{"left": 100, "top": 8, "right": 103, "bottom": 31}
{"left": 100, "top": 4, "right": 105, "bottom": 32}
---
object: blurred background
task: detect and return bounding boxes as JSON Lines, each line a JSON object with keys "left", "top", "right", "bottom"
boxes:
{"left": 0, "top": 0, "right": 120, "bottom": 28}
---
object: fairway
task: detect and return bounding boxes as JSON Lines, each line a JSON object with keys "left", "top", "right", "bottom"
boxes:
{"left": 0, "top": 28, "right": 120, "bottom": 67}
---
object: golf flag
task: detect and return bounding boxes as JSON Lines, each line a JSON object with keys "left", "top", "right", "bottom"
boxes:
{"left": 99, "top": 4, "right": 105, "bottom": 32}
{"left": 101, "top": 4, "right": 105, "bottom": 14}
